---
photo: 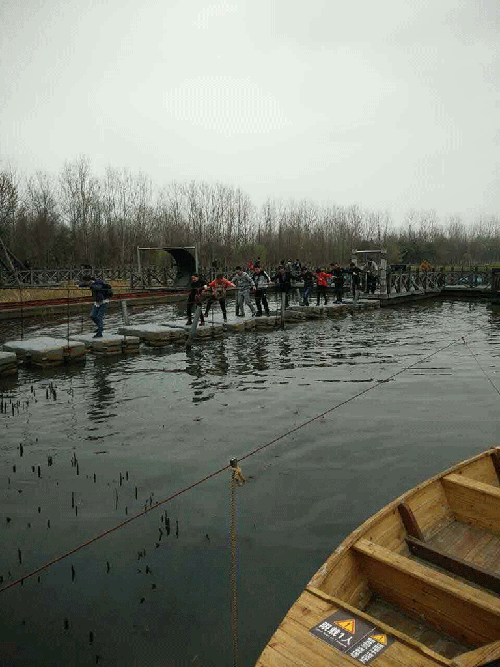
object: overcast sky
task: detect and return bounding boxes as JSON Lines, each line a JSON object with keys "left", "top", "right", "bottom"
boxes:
{"left": 1, "top": 0, "right": 499, "bottom": 225}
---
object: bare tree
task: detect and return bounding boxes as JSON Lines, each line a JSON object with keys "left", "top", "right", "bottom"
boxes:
{"left": 0, "top": 170, "right": 18, "bottom": 245}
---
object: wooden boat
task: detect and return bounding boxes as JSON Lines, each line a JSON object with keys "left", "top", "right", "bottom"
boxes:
{"left": 256, "top": 447, "right": 500, "bottom": 667}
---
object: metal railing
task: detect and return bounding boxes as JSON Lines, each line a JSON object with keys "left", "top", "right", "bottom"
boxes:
{"left": 0, "top": 265, "right": 494, "bottom": 293}
{"left": 384, "top": 269, "right": 491, "bottom": 296}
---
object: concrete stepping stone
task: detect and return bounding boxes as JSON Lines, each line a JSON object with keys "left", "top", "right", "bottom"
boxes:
{"left": 0, "top": 351, "right": 18, "bottom": 376}
{"left": 68, "top": 333, "right": 141, "bottom": 356}
{"left": 3, "top": 336, "right": 86, "bottom": 366}
{"left": 117, "top": 324, "right": 186, "bottom": 347}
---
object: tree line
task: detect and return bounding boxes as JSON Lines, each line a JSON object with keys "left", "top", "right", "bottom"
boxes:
{"left": 1, "top": 157, "right": 500, "bottom": 270}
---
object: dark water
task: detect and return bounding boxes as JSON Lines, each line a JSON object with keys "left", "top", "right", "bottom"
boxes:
{"left": 0, "top": 298, "right": 499, "bottom": 666}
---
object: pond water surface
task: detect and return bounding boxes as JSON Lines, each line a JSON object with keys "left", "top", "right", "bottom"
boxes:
{"left": 0, "top": 298, "right": 499, "bottom": 666}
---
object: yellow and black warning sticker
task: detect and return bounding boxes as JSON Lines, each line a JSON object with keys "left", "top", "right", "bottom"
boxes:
{"left": 335, "top": 619, "right": 356, "bottom": 634}
{"left": 310, "top": 610, "right": 394, "bottom": 664}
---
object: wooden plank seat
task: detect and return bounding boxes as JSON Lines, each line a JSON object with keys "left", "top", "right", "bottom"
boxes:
{"left": 390, "top": 467, "right": 500, "bottom": 662}
{"left": 450, "top": 639, "right": 500, "bottom": 667}
{"left": 307, "top": 586, "right": 458, "bottom": 665}
{"left": 442, "top": 474, "right": 500, "bottom": 534}
{"left": 406, "top": 535, "right": 500, "bottom": 595}
{"left": 398, "top": 507, "right": 500, "bottom": 597}
{"left": 397, "top": 471, "right": 500, "bottom": 596}
{"left": 257, "top": 586, "right": 452, "bottom": 667}
{"left": 352, "top": 539, "right": 500, "bottom": 647}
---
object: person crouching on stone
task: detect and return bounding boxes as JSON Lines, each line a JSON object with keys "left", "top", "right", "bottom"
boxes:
{"left": 186, "top": 273, "right": 207, "bottom": 326}
{"left": 204, "top": 274, "right": 235, "bottom": 322}
{"left": 231, "top": 266, "right": 256, "bottom": 317}
{"left": 78, "top": 275, "right": 112, "bottom": 338}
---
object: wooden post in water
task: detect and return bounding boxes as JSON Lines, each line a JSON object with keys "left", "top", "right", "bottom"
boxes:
{"left": 379, "top": 257, "right": 388, "bottom": 301}
{"left": 185, "top": 305, "right": 202, "bottom": 349}
{"left": 121, "top": 300, "right": 130, "bottom": 325}
{"left": 137, "top": 246, "right": 145, "bottom": 290}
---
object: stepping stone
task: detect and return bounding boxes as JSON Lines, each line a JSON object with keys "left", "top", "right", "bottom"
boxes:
{"left": 3, "top": 337, "right": 86, "bottom": 367}
{"left": 68, "top": 333, "right": 140, "bottom": 356}
{"left": 284, "top": 309, "right": 306, "bottom": 322}
{"left": 225, "top": 321, "right": 245, "bottom": 332}
{"left": 118, "top": 325, "right": 186, "bottom": 347}
{"left": 255, "top": 316, "right": 277, "bottom": 330}
{"left": 0, "top": 351, "right": 18, "bottom": 376}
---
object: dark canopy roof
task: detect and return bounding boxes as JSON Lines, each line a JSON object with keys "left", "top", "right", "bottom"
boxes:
{"left": 163, "top": 247, "right": 197, "bottom": 288}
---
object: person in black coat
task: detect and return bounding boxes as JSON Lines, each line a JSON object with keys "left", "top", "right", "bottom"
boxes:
{"left": 186, "top": 273, "right": 206, "bottom": 325}
{"left": 272, "top": 266, "right": 292, "bottom": 308}
{"left": 78, "top": 275, "right": 112, "bottom": 337}
{"left": 348, "top": 263, "right": 361, "bottom": 297}
{"left": 301, "top": 266, "right": 314, "bottom": 306}
{"left": 331, "top": 264, "right": 345, "bottom": 303}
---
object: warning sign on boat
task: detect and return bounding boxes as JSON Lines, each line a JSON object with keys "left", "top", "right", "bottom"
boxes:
{"left": 335, "top": 619, "right": 355, "bottom": 634}
{"left": 310, "top": 609, "right": 394, "bottom": 664}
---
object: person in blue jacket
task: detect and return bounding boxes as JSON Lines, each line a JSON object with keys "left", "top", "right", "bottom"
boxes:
{"left": 78, "top": 275, "right": 112, "bottom": 337}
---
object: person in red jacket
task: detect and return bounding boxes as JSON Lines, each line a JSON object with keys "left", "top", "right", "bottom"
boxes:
{"left": 313, "top": 267, "right": 333, "bottom": 305}
{"left": 203, "top": 274, "right": 235, "bottom": 322}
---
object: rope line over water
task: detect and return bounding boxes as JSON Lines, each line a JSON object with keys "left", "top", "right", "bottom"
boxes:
{"left": 229, "top": 460, "right": 245, "bottom": 667}
{"left": 0, "top": 334, "right": 467, "bottom": 594}
{"left": 238, "top": 336, "right": 462, "bottom": 463}
{"left": 462, "top": 336, "right": 500, "bottom": 398}
{"left": 0, "top": 463, "right": 230, "bottom": 594}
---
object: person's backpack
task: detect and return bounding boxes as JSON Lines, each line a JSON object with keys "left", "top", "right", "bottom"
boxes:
{"left": 101, "top": 283, "right": 113, "bottom": 299}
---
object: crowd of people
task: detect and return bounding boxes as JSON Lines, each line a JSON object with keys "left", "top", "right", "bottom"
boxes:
{"left": 76, "top": 258, "right": 379, "bottom": 334}
{"left": 185, "top": 258, "right": 379, "bottom": 325}
{"left": 76, "top": 257, "right": 380, "bottom": 335}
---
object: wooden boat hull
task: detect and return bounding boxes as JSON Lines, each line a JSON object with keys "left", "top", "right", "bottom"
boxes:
{"left": 256, "top": 447, "right": 500, "bottom": 667}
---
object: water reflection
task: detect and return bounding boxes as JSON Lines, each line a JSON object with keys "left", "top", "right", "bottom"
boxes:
{"left": 87, "top": 359, "right": 117, "bottom": 422}
{"left": 185, "top": 341, "right": 230, "bottom": 403}
{"left": 185, "top": 346, "right": 205, "bottom": 379}
{"left": 251, "top": 335, "right": 269, "bottom": 372}
{"left": 232, "top": 335, "right": 253, "bottom": 375}
{"left": 212, "top": 340, "right": 229, "bottom": 376}
{"left": 278, "top": 334, "right": 294, "bottom": 370}
{"left": 484, "top": 307, "right": 500, "bottom": 358}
